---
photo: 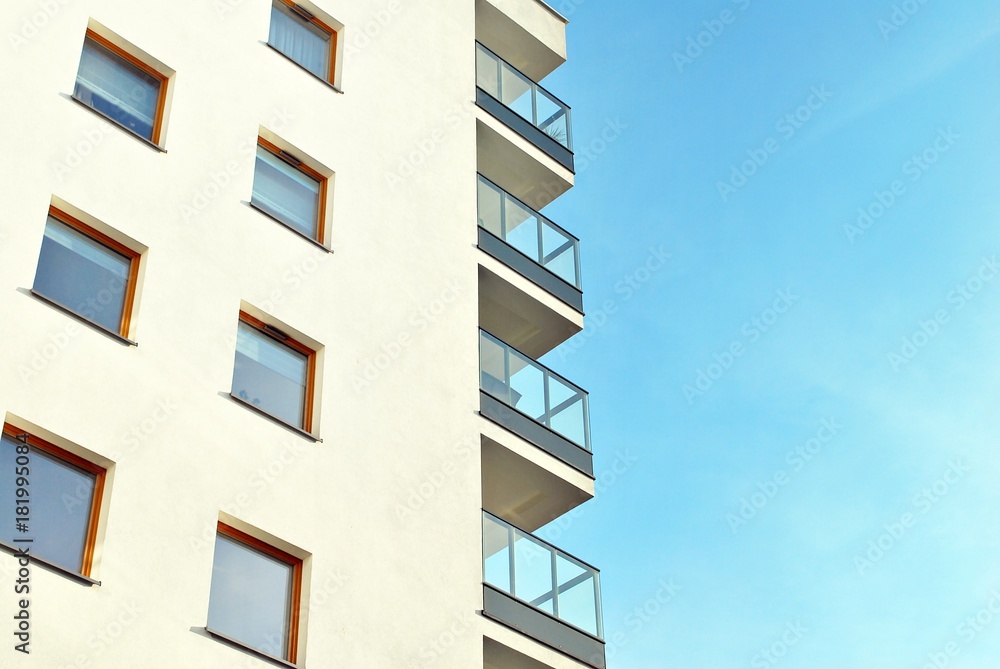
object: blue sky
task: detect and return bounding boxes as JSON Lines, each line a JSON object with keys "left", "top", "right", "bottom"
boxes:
{"left": 534, "top": 1, "right": 1000, "bottom": 667}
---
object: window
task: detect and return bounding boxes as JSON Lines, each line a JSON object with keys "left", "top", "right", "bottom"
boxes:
{"left": 73, "top": 30, "right": 167, "bottom": 143}
{"left": 232, "top": 312, "right": 316, "bottom": 431}
{"left": 207, "top": 523, "right": 302, "bottom": 663}
{"left": 32, "top": 207, "right": 139, "bottom": 337}
{"left": 251, "top": 138, "right": 327, "bottom": 243}
{"left": 0, "top": 425, "right": 106, "bottom": 577}
{"left": 268, "top": 0, "right": 337, "bottom": 83}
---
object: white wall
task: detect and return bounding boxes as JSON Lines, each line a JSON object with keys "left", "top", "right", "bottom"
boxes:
{"left": 0, "top": 0, "right": 501, "bottom": 666}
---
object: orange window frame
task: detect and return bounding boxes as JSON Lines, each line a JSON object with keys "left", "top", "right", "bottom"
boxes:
{"left": 237, "top": 311, "right": 317, "bottom": 432}
{"left": 2, "top": 424, "right": 106, "bottom": 577}
{"left": 44, "top": 206, "right": 141, "bottom": 338}
{"left": 256, "top": 137, "right": 328, "bottom": 244}
{"left": 273, "top": 0, "right": 338, "bottom": 84}
{"left": 216, "top": 522, "right": 303, "bottom": 663}
{"left": 81, "top": 29, "right": 169, "bottom": 145}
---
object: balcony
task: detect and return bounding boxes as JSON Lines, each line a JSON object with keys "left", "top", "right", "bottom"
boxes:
{"left": 478, "top": 174, "right": 582, "bottom": 312}
{"left": 479, "top": 330, "right": 591, "bottom": 478}
{"left": 483, "top": 511, "right": 605, "bottom": 669}
{"left": 477, "top": 43, "right": 574, "bottom": 174}
{"left": 475, "top": 0, "right": 568, "bottom": 82}
{"left": 477, "top": 170, "right": 583, "bottom": 358}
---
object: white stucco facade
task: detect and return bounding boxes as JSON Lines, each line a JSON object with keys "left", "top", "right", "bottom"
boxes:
{"left": 0, "top": 0, "right": 600, "bottom": 667}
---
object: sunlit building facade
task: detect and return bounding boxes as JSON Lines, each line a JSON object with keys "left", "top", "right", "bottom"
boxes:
{"left": 0, "top": 0, "right": 605, "bottom": 666}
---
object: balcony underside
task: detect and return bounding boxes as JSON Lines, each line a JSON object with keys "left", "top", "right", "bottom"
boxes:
{"left": 481, "top": 430, "right": 592, "bottom": 532}
{"left": 476, "top": 0, "right": 567, "bottom": 82}
{"left": 485, "top": 636, "right": 555, "bottom": 669}
{"left": 477, "top": 118, "right": 573, "bottom": 214}
{"left": 479, "top": 263, "right": 582, "bottom": 359}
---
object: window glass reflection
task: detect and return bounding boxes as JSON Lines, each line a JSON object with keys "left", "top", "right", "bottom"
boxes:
{"left": 33, "top": 216, "right": 131, "bottom": 333}
{"left": 251, "top": 147, "right": 321, "bottom": 240}
{"left": 233, "top": 322, "right": 308, "bottom": 428}
{"left": 74, "top": 36, "right": 161, "bottom": 140}
{"left": 208, "top": 533, "right": 293, "bottom": 659}
{"left": 0, "top": 434, "right": 96, "bottom": 573}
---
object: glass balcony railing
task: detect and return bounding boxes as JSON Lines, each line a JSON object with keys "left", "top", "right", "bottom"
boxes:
{"left": 483, "top": 511, "right": 603, "bottom": 639}
{"left": 479, "top": 330, "right": 590, "bottom": 451}
{"left": 476, "top": 43, "right": 573, "bottom": 151}
{"left": 478, "top": 175, "right": 581, "bottom": 289}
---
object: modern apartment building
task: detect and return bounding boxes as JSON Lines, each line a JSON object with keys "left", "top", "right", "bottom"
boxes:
{"left": 0, "top": 0, "right": 604, "bottom": 667}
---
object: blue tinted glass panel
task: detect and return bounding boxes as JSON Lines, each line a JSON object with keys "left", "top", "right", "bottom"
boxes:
{"left": 74, "top": 36, "right": 161, "bottom": 141}
{"left": 483, "top": 514, "right": 511, "bottom": 593}
{"left": 513, "top": 531, "right": 554, "bottom": 615}
{"left": 233, "top": 322, "right": 309, "bottom": 428}
{"left": 251, "top": 147, "right": 321, "bottom": 240}
{"left": 33, "top": 216, "right": 131, "bottom": 333}
{"left": 0, "top": 434, "right": 96, "bottom": 573}
{"left": 556, "top": 555, "right": 599, "bottom": 636}
{"left": 208, "top": 533, "right": 294, "bottom": 659}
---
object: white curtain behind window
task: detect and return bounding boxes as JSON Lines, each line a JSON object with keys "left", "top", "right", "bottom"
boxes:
{"left": 236, "top": 323, "right": 308, "bottom": 385}
{"left": 269, "top": 2, "right": 331, "bottom": 80}
{"left": 251, "top": 147, "right": 321, "bottom": 239}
